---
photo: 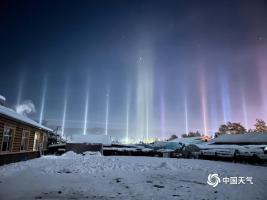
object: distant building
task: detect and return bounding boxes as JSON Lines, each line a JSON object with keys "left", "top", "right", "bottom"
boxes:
{"left": 67, "top": 134, "right": 112, "bottom": 146}
{"left": 65, "top": 134, "right": 112, "bottom": 154}
{"left": 0, "top": 104, "right": 53, "bottom": 165}
{"left": 210, "top": 133, "right": 267, "bottom": 145}
{"left": 168, "top": 136, "right": 211, "bottom": 145}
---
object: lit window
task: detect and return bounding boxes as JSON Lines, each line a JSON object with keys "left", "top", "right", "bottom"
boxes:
{"left": 33, "top": 132, "right": 43, "bottom": 150}
{"left": 2, "top": 126, "right": 14, "bottom": 152}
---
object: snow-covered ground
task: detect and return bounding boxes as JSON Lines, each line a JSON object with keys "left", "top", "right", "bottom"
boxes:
{"left": 0, "top": 152, "right": 267, "bottom": 200}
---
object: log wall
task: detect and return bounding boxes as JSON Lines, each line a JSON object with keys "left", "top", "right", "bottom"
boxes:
{"left": 0, "top": 115, "right": 49, "bottom": 154}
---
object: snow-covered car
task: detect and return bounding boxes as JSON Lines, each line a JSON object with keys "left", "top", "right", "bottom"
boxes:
{"left": 181, "top": 144, "right": 202, "bottom": 158}
{"left": 193, "top": 143, "right": 267, "bottom": 163}
{"left": 198, "top": 148, "right": 236, "bottom": 159}
{"left": 198, "top": 149, "right": 217, "bottom": 158}
{"left": 236, "top": 146, "right": 267, "bottom": 163}
{"left": 215, "top": 149, "right": 237, "bottom": 158}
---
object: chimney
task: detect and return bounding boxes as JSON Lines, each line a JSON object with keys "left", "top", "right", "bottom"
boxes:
{"left": 0, "top": 95, "right": 6, "bottom": 106}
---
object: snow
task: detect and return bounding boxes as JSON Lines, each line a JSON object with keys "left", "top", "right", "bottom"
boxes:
{"left": 165, "top": 142, "right": 184, "bottom": 150}
{"left": 145, "top": 137, "right": 207, "bottom": 152}
{"left": 168, "top": 136, "right": 205, "bottom": 145}
{"left": 62, "top": 151, "right": 102, "bottom": 157}
{"left": 67, "top": 134, "right": 112, "bottom": 146}
{"left": 0, "top": 105, "right": 52, "bottom": 132}
{"left": 186, "top": 134, "right": 267, "bottom": 157}
{"left": 195, "top": 143, "right": 266, "bottom": 155}
{"left": 196, "top": 143, "right": 247, "bottom": 150}
{"left": 0, "top": 153, "right": 267, "bottom": 199}
{"left": 150, "top": 141, "right": 168, "bottom": 148}
{"left": 48, "top": 143, "right": 66, "bottom": 148}
{"left": 156, "top": 148, "right": 175, "bottom": 153}
{"left": 211, "top": 133, "right": 267, "bottom": 144}
{"left": 103, "top": 147, "right": 152, "bottom": 152}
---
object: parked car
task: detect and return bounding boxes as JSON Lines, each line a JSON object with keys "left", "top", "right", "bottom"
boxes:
{"left": 196, "top": 144, "right": 238, "bottom": 159}
{"left": 236, "top": 146, "right": 267, "bottom": 163}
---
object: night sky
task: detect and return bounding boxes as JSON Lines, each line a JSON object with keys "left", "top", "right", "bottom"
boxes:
{"left": 1, "top": 0, "right": 267, "bottom": 140}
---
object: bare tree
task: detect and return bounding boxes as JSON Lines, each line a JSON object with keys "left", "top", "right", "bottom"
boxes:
{"left": 254, "top": 119, "right": 267, "bottom": 133}
{"left": 218, "top": 124, "right": 228, "bottom": 135}
{"left": 218, "top": 122, "right": 246, "bottom": 135}
{"left": 182, "top": 131, "right": 201, "bottom": 138}
{"left": 227, "top": 122, "right": 246, "bottom": 134}
{"left": 168, "top": 134, "right": 178, "bottom": 141}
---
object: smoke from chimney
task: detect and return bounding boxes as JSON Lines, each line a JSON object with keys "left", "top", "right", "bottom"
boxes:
{"left": 15, "top": 100, "right": 36, "bottom": 116}
{"left": 0, "top": 95, "right": 6, "bottom": 106}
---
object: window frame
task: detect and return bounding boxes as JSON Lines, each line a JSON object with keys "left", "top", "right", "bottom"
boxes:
{"left": 1, "top": 125, "right": 15, "bottom": 152}
{"left": 42, "top": 134, "right": 48, "bottom": 150}
{"left": 33, "top": 132, "right": 42, "bottom": 151}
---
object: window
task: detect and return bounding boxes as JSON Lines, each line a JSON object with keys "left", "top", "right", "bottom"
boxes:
{"left": 42, "top": 134, "right": 48, "bottom": 150}
{"left": 1, "top": 126, "right": 14, "bottom": 152}
{"left": 20, "top": 130, "right": 30, "bottom": 151}
{"left": 33, "top": 132, "right": 43, "bottom": 150}
{"left": 33, "top": 132, "right": 40, "bottom": 150}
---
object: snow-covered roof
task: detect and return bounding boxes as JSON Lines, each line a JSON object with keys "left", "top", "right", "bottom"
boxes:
{"left": 0, "top": 105, "right": 53, "bottom": 132}
{"left": 210, "top": 133, "right": 267, "bottom": 144}
{"left": 168, "top": 137, "right": 205, "bottom": 145}
{"left": 67, "top": 134, "right": 112, "bottom": 146}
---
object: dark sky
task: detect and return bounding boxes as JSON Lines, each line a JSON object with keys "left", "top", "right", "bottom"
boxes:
{"left": 0, "top": 0, "right": 267, "bottom": 139}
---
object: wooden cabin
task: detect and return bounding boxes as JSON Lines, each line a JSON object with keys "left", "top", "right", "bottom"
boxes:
{"left": 0, "top": 104, "right": 53, "bottom": 165}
